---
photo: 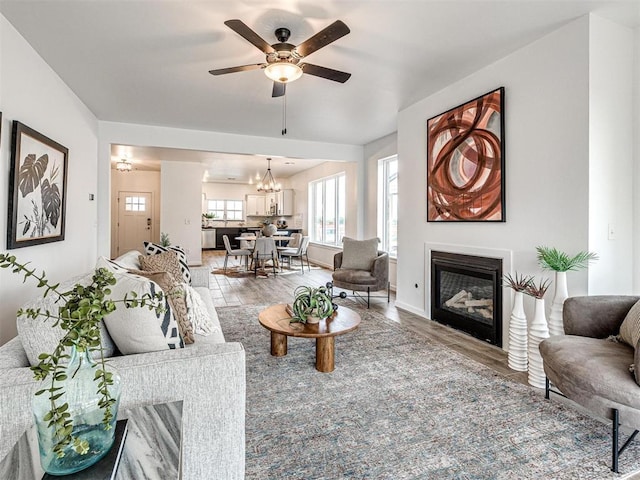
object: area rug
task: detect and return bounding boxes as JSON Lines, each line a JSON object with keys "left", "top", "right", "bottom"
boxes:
{"left": 217, "top": 304, "right": 640, "bottom": 479}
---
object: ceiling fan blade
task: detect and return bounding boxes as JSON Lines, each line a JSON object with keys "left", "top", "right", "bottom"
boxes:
{"left": 295, "top": 20, "right": 350, "bottom": 57}
{"left": 272, "top": 82, "right": 286, "bottom": 97}
{"left": 224, "top": 19, "right": 275, "bottom": 54}
{"left": 209, "top": 64, "right": 265, "bottom": 75}
{"left": 300, "top": 63, "right": 351, "bottom": 83}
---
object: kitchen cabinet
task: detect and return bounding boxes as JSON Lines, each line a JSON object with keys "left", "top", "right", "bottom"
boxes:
{"left": 246, "top": 195, "right": 266, "bottom": 216}
{"left": 265, "top": 193, "right": 277, "bottom": 215}
{"left": 278, "top": 189, "right": 294, "bottom": 216}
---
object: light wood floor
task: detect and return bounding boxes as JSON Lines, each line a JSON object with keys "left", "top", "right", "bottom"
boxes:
{"left": 202, "top": 250, "right": 528, "bottom": 385}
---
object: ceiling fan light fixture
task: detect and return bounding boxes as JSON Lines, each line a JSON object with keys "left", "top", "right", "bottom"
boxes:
{"left": 264, "top": 62, "right": 303, "bottom": 83}
{"left": 116, "top": 159, "right": 132, "bottom": 172}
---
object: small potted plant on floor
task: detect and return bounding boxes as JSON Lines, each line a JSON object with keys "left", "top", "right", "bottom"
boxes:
{"left": 290, "top": 285, "right": 334, "bottom": 324}
{"left": 0, "top": 253, "right": 164, "bottom": 475}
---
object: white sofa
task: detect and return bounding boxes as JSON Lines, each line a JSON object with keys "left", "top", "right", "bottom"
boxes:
{"left": 0, "top": 253, "right": 246, "bottom": 479}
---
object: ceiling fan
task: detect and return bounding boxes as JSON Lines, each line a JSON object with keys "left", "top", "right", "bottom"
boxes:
{"left": 209, "top": 19, "right": 351, "bottom": 97}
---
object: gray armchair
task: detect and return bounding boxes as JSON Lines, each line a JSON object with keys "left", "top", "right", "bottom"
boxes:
{"left": 539, "top": 295, "right": 640, "bottom": 473}
{"left": 331, "top": 249, "right": 389, "bottom": 308}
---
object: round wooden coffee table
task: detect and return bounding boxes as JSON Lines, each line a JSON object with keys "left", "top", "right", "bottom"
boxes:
{"left": 258, "top": 304, "right": 361, "bottom": 372}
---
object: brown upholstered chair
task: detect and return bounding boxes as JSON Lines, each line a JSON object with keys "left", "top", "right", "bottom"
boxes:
{"left": 330, "top": 237, "right": 389, "bottom": 308}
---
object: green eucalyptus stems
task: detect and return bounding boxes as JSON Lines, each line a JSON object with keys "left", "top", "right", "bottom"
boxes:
{"left": 290, "top": 285, "right": 334, "bottom": 324}
{"left": 0, "top": 253, "right": 164, "bottom": 459}
{"left": 536, "top": 246, "right": 598, "bottom": 272}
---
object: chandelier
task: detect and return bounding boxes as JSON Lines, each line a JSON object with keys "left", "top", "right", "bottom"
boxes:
{"left": 256, "top": 158, "right": 281, "bottom": 192}
{"left": 116, "top": 158, "right": 132, "bottom": 172}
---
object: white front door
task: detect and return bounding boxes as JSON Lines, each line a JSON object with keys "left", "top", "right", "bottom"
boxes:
{"left": 117, "top": 191, "right": 153, "bottom": 256}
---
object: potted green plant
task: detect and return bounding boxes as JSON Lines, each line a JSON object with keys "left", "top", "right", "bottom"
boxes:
{"left": 0, "top": 253, "right": 164, "bottom": 475}
{"left": 160, "top": 231, "right": 171, "bottom": 247}
{"left": 202, "top": 212, "right": 216, "bottom": 228}
{"left": 290, "top": 285, "right": 334, "bottom": 324}
{"left": 536, "top": 246, "right": 598, "bottom": 336}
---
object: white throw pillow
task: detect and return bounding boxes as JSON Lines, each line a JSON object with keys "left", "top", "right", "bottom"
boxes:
{"left": 340, "top": 237, "right": 379, "bottom": 270}
{"left": 112, "top": 250, "right": 143, "bottom": 270}
{"left": 183, "top": 284, "right": 219, "bottom": 336}
{"left": 97, "top": 257, "right": 184, "bottom": 354}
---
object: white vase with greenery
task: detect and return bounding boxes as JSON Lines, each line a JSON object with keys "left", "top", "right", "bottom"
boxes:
{"left": 0, "top": 253, "right": 164, "bottom": 475}
{"left": 536, "top": 246, "right": 598, "bottom": 336}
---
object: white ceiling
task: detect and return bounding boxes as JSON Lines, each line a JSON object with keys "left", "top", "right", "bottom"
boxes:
{"left": 2, "top": 1, "right": 639, "bottom": 180}
{"left": 110, "top": 144, "right": 329, "bottom": 183}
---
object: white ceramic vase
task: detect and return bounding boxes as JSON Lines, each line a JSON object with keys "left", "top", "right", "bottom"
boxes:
{"left": 507, "top": 291, "right": 528, "bottom": 372}
{"left": 528, "top": 298, "right": 550, "bottom": 389}
{"left": 262, "top": 224, "right": 277, "bottom": 237}
{"left": 548, "top": 271, "right": 568, "bottom": 336}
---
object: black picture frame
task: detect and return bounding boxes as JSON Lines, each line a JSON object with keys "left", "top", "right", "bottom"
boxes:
{"left": 427, "top": 87, "right": 506, "bottom": 222}
{"left": 7, "top": 121, "right": 69, "bottom": 249}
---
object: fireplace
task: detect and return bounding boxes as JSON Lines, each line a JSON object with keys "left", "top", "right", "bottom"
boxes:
{"left": 430, "top": 251, "right": 502, "bottom": 346}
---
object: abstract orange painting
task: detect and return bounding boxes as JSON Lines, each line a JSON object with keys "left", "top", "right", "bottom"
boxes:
{"left": 427, "top": 87, "right": 505, "bottom": 222}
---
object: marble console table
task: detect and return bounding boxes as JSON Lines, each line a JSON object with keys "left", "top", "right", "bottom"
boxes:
{"left": 0, "top": 401, "right": 183, "bottom": 480}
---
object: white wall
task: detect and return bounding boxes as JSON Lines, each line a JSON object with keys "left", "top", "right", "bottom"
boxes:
{"left": 161, "top": 161, "right": 203, "bottom": 265}
{"left": 363, "top": 132, "right": 398, "bottom": 290}
{"left": 97, "top": 122, "right": 363, "bottom": 259}
{"left": 0, "top": 15, "right": 99, "bottom": 345}
{"left": 633, "top": 27, "right": 640, "bottom": 294}
{"left": 288, "top": 160, "right": 359, "bottom": 268}
{"left": 588, "top": 15, "right": 634, "bottom": 294}
{"left": 396, "top": 16, "right": 592, "bottom": 322}
{"left": 110, "top": 169, "right": 161, "bottom": 258}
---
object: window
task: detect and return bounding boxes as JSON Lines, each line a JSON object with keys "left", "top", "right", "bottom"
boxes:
{"left": 309, "top": 173, "right": 345, "bottom": 246}
{"left": 206, "top": 199, "right": 244, "bottom": 220}
{"left": 125, "top": 196, "right": 146, "bottom": 212}
{"left": 378, "top": 155, "right": 398, "bottom": 257}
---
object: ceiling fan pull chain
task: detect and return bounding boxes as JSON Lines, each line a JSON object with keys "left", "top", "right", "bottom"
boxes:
{"left": 281, "top": 93, "right": 287, "bottom": 136}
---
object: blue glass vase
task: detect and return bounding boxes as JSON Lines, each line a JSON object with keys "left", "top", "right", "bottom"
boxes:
{"left": 32, "top": 346, "right": 121, "bottom": 475}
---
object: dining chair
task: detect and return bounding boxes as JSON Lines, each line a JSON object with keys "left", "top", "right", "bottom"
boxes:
{"left": 252, "top": 237, "right": 278, "bottom": 276}
{"left": 279, "top": 236, "right": 311, "bottom": 274}
{"left": 276, "top": 232, "right": 301, "bottom": 256}
{"left": 222, "top": 234, "right": 251, "bottom": 273}
{"left": 239, "top": 232, "right": 255, "bottom": 250}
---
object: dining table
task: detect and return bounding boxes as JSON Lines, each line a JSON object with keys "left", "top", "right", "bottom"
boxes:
{"left": 234, "top": 235, "right": 291, "bottom": 271}
{"left": 234, "top": 235, "right": 292, "bottom": 242}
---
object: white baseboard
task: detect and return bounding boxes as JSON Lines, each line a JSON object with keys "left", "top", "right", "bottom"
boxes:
{"left": 394, "top": 301, "right": 427, "bottom": 318}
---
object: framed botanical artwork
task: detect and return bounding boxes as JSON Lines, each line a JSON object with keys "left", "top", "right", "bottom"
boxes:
{"left": 427, "top": 87, "right": 505, "bottom": 222}
{"left": 7, "top": 121, "right": 69, "bottom": 249}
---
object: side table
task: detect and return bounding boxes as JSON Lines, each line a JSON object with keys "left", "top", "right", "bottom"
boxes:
{"left": 0, "top": 401, "right": 183, "bottom": 480}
